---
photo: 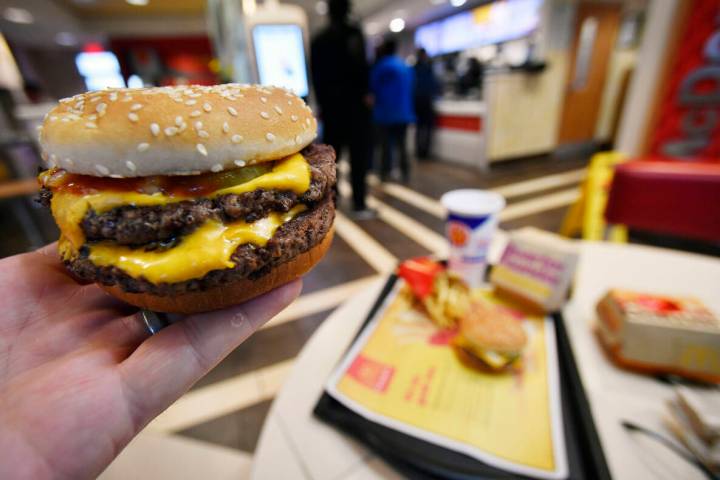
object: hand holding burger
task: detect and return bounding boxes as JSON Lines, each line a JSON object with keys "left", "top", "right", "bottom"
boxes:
{"left": 38, "top": 84, "right": 335, "bottom": 313}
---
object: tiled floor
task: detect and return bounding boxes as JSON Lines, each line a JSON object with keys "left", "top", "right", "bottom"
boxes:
{"left": 0, "top": 149, "right": 591, "bottom": 460}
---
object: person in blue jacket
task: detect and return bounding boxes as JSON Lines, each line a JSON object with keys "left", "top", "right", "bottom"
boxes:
{"left": 370, "top": 39, "right": 415, "bottom": 182}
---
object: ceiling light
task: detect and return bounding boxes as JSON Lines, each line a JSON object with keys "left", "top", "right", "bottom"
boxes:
{"left": 55, "top": 32, "right": 78, "bottom": 46}
{"left": 315, "top": 1, "right": 328, "bottom": 15}
{"left": 242, "top": 0, "right": 256, "bottom": 15}
{"left": 3, "top": 7, "right": 34, "bottom": 24}
{"left": 126, "top": 0, "right": 149, "bottom": 6}
{"left": 450, "top": 0, "right": 466, "bottom": 6}
{"left": 389, "top": 18, "right": 405, "bottom": 33}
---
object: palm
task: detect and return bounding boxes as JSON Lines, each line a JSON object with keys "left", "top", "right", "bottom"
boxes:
{"left": 0, "top": 244, "right": 300, "bottom": 480}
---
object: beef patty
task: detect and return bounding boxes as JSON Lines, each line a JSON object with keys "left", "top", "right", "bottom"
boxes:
{"left": 65, "top": 194, "right": 335, "bottom": 295}
{"left": 40, "top": 143, "right": 336, "bottom": 247}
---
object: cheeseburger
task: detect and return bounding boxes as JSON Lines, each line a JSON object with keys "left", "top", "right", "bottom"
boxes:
{"left": 453, "top": 302, "right": 527, "bottom": 372}
{"left": 37, "top": 84, "right": 335, "bottom": 314}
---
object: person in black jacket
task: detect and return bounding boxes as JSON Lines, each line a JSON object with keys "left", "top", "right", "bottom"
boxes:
{"left": 311, "top": 0, "right": 374, "bottom": 217}
{"left": 413, "top": 48, "right": 439, "bottom": 159}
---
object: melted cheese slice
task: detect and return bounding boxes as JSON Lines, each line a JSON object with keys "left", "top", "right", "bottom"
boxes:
{"left": 454, "top": 336, "right": 519, "bottom": 370}
{"left": 51, "top": 153, "right": 311, "bottom": 253}
{"left": 85, "top": 206, "right": 306, "bottom": 284}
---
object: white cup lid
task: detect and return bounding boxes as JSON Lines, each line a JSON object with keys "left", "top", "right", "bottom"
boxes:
{"left": 440, "top": 189, "right": 506, "bottom": 217}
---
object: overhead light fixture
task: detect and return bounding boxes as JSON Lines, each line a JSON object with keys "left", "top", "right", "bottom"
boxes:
{"left": 315, "top": 1, "right": 328, "bottom": 15}
{"left": 126, "top": 0, "right": 149, "bottom": 6}
{"left": 389, "top": 17, "right": 405, "bottom": 33}
{"left": 55, "top": 32, "right": 78, "bottom": 46}
{"left": 242, "top": 0, "right": 256, "bottom": 15}
{"left": 450, "top": 0, "right": 466, "bottom": 6}
{"left": 3, "top": 7, "right": 34, "bottom": 24}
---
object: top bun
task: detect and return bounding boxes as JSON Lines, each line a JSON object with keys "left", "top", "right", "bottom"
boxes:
{"left": 39, "top": 84, "right": 317, "bottom": 177}
{"left": 460, "top": 302, "right": 527, "bottom": 353}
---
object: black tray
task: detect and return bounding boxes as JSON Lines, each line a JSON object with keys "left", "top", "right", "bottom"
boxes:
{"left": 313, "top": 274, "right": 611, "bottom": 479}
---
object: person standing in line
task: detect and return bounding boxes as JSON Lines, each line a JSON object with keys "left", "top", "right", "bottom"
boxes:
{"left": 413, "top": 48, "right": 439, "bottom": 160}
{"left": 370, "top": 39, "right": 415, "bottom": 182}
{"left": 311, "top": 0, "right": 375, "bottom": 218}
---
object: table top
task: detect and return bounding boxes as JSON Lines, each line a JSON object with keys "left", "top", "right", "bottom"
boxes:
{"left": 252, "top": 241, "right": 720, "bottom": 480}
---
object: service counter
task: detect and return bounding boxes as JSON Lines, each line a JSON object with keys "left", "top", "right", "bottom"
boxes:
{"left": 432, "top": 98, "right": 488, "bottom": 170}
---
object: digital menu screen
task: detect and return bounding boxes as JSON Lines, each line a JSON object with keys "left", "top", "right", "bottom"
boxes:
{"left": 415, "top": 0, "right": 544, "bottom": 56}
{"left": 252, "top": 24, "right": 309, "bottom": 97}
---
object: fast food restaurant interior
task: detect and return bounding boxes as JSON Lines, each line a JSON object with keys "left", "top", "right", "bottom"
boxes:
{"left": 0, "top": 0, "right": 719, "bottom": 479}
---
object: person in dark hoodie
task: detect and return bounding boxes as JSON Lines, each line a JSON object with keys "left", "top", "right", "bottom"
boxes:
{"left": 311, "top": 0, "right": 374, "bottom": 218}
{"left": 413, "top": 48, "right": 440, "bottom": 159}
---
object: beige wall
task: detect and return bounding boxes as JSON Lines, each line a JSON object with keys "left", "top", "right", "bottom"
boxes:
{"left": 594, "top": 48, "right": 637, "bottom": 141}
{"left": 485, "top": 51, "right": 569, "bottom": 162}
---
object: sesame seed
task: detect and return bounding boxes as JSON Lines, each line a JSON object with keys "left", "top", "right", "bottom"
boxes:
{"left": 306, "top": 117, "right": 311, "bottom": 125}
{"left": 234, "top": 159, "right": 247, "bottom": 167}
{"left": 64, "top": 157, "right": 73, "bottom": 166}
{"left": 291, "top": 114, "right": 298, "bottom": 122}
{"left": 222, "top": 122, "right": 230, "bottom": 133}
{"left": 190, "top": 110, "right": 202, "bottom": 117}
{"left": 175, "top": 116, "right": 184, "bottom": 126}
{"left": 165, "top": 126, "right": 178, "bottom": 136}
{"left": 49, "top": 116, "right": 57, "bottom": 122}
{"left": 128, "top": 112, "right": 139, "bottom": 122}
{"left": 137, "top": 142, "right": 150, "bottom": 152}
{"left": 96, "top": 103, "right": 107, "bottom": 112}
{"left": 227, "top": 106, "right": 238, "bottom": 116}
{"left": 260, "top": 111, "right": 270, "bottom": 119}
{"left": 203, "top": 102, "right": 212, "bottom": 112}
{"left": 88, "top": 114, "right": 97, "bottom": 121}
{"left": 274, "top": 105, "right": 283, "bottom": 115}
{"left": 196, "top": 143, "right": 208, "bottom": 156}
{"left": 90, "top": 97, "right": 101, "bottom": 103}
{"left": 265, "top": 132, "right": 275, "bottom": 142}
{"left": 288, "top": 100, "right": 292, "bottom": 105}
{"left": 198, "top": 130, "right": 209, "bottom": 139}
{"left": 260, "top": 96, "right": 268, "bottom": 103}
{"left": 50, "top": 154, "right": 57, "bottom": 163}
{"left": 130, "top": 103, "right": 143, "bottom": 111}
{"left": 96, "top": 164, "right": 110, "bottom": 175}
{"left": 125, "top": 160, "right": 136, "bottom": 172}
{"left": 185, "top": 100, "right": 197, "bottom": 106}
{"left": 109, "top": 92, "right": 118, "bottom": 101}
{"left": 85, "top": 122, "right": 97, "bottom": 129}
{"left": 231, "top": 134, "right": 243, "bottom": 143}
{"left": 61, "top": 118, "right": 70, "bottom": 123}
{"left": 150, "top": 123, "right": 160, "bottom": 136}
{"left": 211, "top": 163, "right": 223, "bottom": 172}
{"left": 194, "top": 121, "right": 203, "bottom": 130}
{"left": 174, "top": 97, "right": 184, "bottom": 103}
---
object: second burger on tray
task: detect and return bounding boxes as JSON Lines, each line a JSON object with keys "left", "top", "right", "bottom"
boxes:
{"left": 37, "top": 84, "right": 335, "bottom": 313}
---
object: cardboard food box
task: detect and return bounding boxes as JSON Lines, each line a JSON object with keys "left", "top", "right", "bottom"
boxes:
{"left": 596, "top": 290, "right": 720, "bottom": 383}
{"left": 490, "top": 228, "right": 579, "bottom": 313}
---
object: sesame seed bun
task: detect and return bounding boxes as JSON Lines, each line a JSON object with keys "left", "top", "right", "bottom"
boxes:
{"left": 39, "top": 84, "right": 318, "bottom": 178}
{"left": 459, "top": 301, "right": 527, "bottom": 354}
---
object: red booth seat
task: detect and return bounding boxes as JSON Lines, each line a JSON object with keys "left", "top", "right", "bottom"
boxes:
{"left": 605, "top": 160, "right": 720, "bottom": 243}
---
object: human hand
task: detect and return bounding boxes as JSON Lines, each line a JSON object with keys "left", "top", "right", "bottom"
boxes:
{"left": 0, "top": 243, "right": 301, "bottom": 480}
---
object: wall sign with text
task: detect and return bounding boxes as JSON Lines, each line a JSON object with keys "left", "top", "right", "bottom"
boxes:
{"left": 648, "top": 0, "right": 720, "bottom": 158}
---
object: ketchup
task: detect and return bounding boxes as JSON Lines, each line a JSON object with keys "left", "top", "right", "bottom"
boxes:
{"left": 41, "top": 165, "right": 266, "bottom": 198}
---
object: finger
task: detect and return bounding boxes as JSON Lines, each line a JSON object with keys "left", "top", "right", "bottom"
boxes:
{"left": 117, "top": 280, "right": 302, "bottom": 422}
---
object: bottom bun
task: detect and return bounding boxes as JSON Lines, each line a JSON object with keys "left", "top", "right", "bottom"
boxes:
{"left": 101, "top": 228, "right": 334, "bottom": 314}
